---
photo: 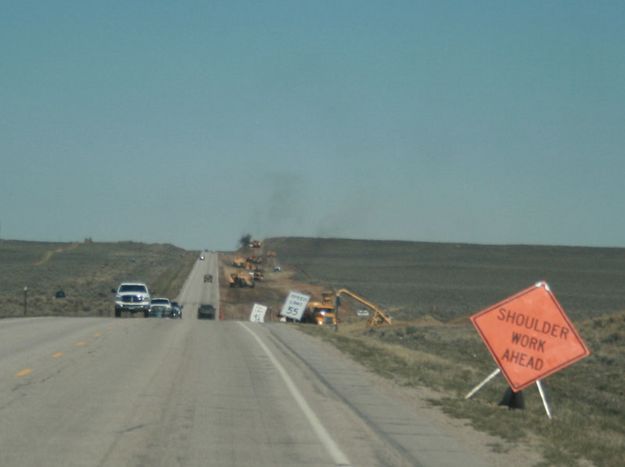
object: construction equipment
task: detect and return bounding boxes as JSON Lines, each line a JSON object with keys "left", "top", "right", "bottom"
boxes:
{"left": 249, "top": 240, "right": 262, "bottom": 248}
{"left": 234, "top": 255, "right": 264, "bottom": 271}
{"left": 335, "top": 288, "right": 392, "bottom": 328}
{"left": 302, "top": 292, "right": 337, "bottom": 326}
{"left": 228, "top": 272, "right": 255, "bottom": 288}
{"left": 246, "top": 255, "right": 263, "bottom": 265}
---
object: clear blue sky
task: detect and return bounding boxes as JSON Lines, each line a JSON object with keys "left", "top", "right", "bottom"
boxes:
{"left": 1, "top": 1, "right": 624, "bottom": 250}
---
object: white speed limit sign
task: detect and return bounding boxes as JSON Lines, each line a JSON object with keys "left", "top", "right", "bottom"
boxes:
{"left": 279, "top": 291, "right": 310, "bottom": 321}
{"left": 250, "top": 303, "right": 268, "bottom": 323}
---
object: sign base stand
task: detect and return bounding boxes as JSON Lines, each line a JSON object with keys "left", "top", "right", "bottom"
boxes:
{"left": 465, "top": 369, "right": 553, "bottom": 419}
{"left": 498, "top": 387, "right": 525, "bottom": 409}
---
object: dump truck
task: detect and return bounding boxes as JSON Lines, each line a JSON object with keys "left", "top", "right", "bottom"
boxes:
{"left": 302, "top": 291, "right": 337, "bottom": 326}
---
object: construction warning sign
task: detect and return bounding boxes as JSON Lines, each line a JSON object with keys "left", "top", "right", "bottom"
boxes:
{"left": 470, "top": 282, "right": 590, "bottom": 392}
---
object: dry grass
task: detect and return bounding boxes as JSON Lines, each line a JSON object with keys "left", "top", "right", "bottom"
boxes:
{"left": 0, "top": 239, "right": 196, "bottom": 318}
{"left": 298, "top": 312, "right": 625, "bottom": 466}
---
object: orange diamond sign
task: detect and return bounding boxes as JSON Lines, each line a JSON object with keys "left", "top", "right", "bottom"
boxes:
{"left": 470, "top": 282, "right": 590, "bottom": 392}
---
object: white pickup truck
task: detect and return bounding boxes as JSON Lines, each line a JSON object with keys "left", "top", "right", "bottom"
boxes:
{"left": 114, "top": 282, "right": 151, "bottom": 318}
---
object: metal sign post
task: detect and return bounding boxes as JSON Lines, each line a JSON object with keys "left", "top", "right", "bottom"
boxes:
{"left": 465, "top": 368, "right": 501, "bottom": 400}
{"left": 536, "top": 380, "right": 552, "bottom": 419}
{"left": 23, "top": 286, "right": 28, "bottom": 316}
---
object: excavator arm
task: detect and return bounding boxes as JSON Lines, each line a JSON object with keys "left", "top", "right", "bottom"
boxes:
{"left": 335, "top": 288, "right": 392, "bottom": 328}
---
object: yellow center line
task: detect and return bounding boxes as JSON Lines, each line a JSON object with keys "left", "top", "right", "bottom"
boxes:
{"left": 16, "top": 368, "right": 32, "bottom": 378}
{"left": 74, "top": 341, "right": 88, "bottom": 347}
{"left": 52, "top": 351, "right": 64, "bottom": 359}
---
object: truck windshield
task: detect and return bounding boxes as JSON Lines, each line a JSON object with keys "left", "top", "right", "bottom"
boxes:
{"left": 119, "top": 285, "right": 147, "bottom": 293}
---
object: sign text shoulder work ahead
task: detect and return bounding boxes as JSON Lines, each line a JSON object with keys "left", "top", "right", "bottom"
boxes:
{"left": 470, "top": 282, "right": 590, "bottom": 392}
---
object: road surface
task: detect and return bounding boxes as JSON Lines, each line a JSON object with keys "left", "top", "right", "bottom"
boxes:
{"left": 0, "top": 253, "right": 498, "bottom": 466}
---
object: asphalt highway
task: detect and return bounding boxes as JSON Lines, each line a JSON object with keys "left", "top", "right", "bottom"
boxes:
{"left": 0, "top": 253, "right": 494, "bottom": 466}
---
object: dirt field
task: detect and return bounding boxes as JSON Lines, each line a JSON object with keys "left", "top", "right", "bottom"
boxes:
{"left": 264, "top": 237, "right": 625, "bottom": 321}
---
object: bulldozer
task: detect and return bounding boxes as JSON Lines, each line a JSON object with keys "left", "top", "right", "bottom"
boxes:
{"left": 302, "top": 292, "right": 337, "bottom": 326}
{"left": 334, "top": 288, "right": 392, "bottom": 328}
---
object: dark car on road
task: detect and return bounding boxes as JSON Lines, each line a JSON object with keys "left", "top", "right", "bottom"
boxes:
{"left": 170, "top": 301, "right": 182, "bottom": 319}
{"left": 197, "top": 304, "right": 216, "bottom": 320}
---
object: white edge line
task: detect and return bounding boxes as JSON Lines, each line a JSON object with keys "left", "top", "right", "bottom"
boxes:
{"left": 238, "top": 322, "right": 351, "bottom": 466}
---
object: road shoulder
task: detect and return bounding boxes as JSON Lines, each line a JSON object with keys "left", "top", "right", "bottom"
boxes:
{"left": 265, "top": 323, "right": 544, "bottom": 467}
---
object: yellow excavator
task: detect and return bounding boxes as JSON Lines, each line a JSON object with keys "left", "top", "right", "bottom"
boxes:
{"left": 335, "top": 288, "right": 392, "bottom": 328}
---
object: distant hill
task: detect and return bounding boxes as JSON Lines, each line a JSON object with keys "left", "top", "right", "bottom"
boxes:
{"left": 265, "top": 237, "right": 625, "bottom": 320}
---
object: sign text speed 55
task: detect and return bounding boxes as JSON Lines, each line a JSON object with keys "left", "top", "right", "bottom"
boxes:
{"left": 280, "top": 291, "right": 310, "bottom": 321}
